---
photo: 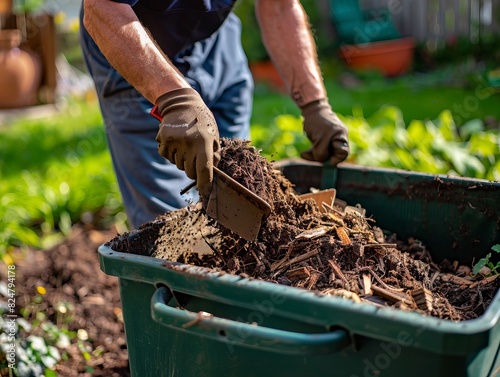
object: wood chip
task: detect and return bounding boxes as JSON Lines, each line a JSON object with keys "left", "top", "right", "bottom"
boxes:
{"left": 394, "top": 301, "right": 411, "bottom": 311}
{"left": 298, "top": 189, "right": 336, "bottom": 213}
{"left": 441, "top": 273, "right": 473, "bottom": 286}
{"left": 362, "top": 273, "right": 372, "bottom": 295}
{"left": 335, "top": 227, "right": 351, "bottom": 245}
{"left": 371, "top": 285, "right": 414, "bottom": 306}
{"left": 270, "top": 245, "right": 293, "bottom": 271}
{"left": 324, "top": 289, "right": 361, "bottom": 303}
{"left": 271, "top": 249, "right": 319, "bottom": 271}
{"left": 430, "top": 270, "right": 440, "bottom": 286}
{"left": 365, "top": 268, "right": 404, "bottom": 292}
{"left": 325, "top": 212, "right": 345, "bottom": 226}
{"left": 295, "top": 227, "right": 326, "bottom": 239}
{"left": 306, "top": 272, "right": 320, "bottom": 290}
{"left": 362, "top": 295, "right": 387, "bottom": 307}
{"left": 328, "top": 272, "right": 336, "bottom": 284}
{"left": 469, "top": 274, "right": 499, "bottom": 289}
{"left": 287, "top": 266, "right": 311, "bottom": 280}
{"left": 250, "top": 249, "right": 263, "bottom": 267}
{"left": 328, "top": 260, "right": 348, "bottom": 283}
{"left": 410, "top": 287, "right": 433, "bottom": 312}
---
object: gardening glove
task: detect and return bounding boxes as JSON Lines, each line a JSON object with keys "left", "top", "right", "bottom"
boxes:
{"left": 155, "top": 87, "right": 221, "bottom": 198}
{"left": 300, "top": 98, "right": 349, "bottom": 166}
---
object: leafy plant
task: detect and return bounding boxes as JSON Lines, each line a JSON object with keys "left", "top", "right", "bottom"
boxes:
{"left": 251, "top": 114, "right": 310, "bottom": 161}
{"left": 0, "top": 300, "right": 66, "bottom": 377}
{"left": 252, "top": 106, "right": 500, "bottom": 181}
{"left": 13, "top": 0, "right": 44, "bottom": 13}
{"left": 0, "top": 99, "right": 124, "bottom": 257}
{"left": 472, "top": 244, "right": 500, "bottom": 276}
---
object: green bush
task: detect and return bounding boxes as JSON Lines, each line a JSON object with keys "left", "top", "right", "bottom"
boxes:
{"left": 251, "top": 105, "right": 500, "bottom": 180}
{"left": 0, "top": 100, "right": 123, "bottom": 256}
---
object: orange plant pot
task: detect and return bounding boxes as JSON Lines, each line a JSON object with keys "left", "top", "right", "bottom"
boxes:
{"left": 249, "top": 60, "right": 285, "bottom": 92}
{"left": 339, "top": 37, "right": 415, "bottom": 77}
{"left": 0, "top": 0, "right": 13, "bottom": 13}
{"left": 0, "top": 29, "right": 42, "bottom": 108}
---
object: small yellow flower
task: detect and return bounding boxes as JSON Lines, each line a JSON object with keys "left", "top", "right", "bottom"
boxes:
{"left": 36, "top": 286, "right": 47, "bottom": 295}
{"left": 2, "top": 253, "right": 14, "bottom": 266}
{"left": 69, "top": 18, "right": 80, "bottom": 32}
{"left": 54, "top": 11, "right": 66, "bottom": 25}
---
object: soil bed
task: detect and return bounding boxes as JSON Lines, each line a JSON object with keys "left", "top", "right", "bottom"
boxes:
{"left": 2, "top": 227, "right": 130, "bottom": 376}
{"left": 108, "top": 139, "right": 500, "bottom": 321}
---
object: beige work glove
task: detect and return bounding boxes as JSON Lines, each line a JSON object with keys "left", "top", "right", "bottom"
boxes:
{"left": 300, "top": 98, "right": 349, "bottom": 166}
{"left": 155, "top": 88, "right": 221, "bottom": 197}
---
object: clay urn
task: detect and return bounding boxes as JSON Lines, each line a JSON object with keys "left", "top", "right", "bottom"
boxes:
{"left": 0, "top": 29, "right": 42, "bottom": 108}
{"left": 0, "top": 0, "right": 13, "bottom": 13}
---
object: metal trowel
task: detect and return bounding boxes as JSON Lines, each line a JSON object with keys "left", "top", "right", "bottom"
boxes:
{"left": 181, "top": 166, "right": 272, "bottom": 241}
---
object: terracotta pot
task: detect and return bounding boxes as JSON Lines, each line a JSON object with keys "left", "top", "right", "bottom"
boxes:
{"left": 249, "top": 60, "right": 285, "bottom": 92}
{"left": 339, "top": 37, "right": 415, "bottom": 77}
{"left": 0, "top": 29, "right": 42, "bottom": 108}
{"left": 0, "top": 0, "right": 13, "bottom": 13}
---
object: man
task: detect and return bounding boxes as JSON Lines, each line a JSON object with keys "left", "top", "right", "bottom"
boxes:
{"left": 80, "top": 0, "right": 349, "bottom": 229}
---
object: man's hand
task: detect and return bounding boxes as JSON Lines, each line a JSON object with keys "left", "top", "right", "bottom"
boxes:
{"left": 300, "top": 99, "right": 349, "bottom": 166}
{"left": 155, "top": 88, "right": 221, "bottom": 197}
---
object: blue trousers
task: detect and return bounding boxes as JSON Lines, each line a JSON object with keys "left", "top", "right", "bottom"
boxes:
{"left": 79, "top": 11, "right": 253, "bottom": 229}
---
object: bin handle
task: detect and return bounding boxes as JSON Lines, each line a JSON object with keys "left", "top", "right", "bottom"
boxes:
{"left": 151, "top": 286, "right": 350, "bottom": 355}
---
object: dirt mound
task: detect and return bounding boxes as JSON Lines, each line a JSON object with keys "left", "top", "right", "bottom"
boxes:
{"left": 4, "top": 227, "right": 130, "bottom": 376}
{"left": 108, "top": 139, "right": 500, "bottom": 321}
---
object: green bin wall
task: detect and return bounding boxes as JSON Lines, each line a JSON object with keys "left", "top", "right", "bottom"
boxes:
{"left": 100, "top": 163, "right": 500, "bottom": 377}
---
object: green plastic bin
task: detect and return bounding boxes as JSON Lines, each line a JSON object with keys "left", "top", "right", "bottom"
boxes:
{"left": 99, "top": 162, "right": 500, "bottom": 377}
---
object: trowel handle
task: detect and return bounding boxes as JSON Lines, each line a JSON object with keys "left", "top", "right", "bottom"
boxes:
{"left": 178, "top": 167, "right": 230, "bottom": 195}
{"left": 151, "top": 286, "right": 350, "bottom": 355}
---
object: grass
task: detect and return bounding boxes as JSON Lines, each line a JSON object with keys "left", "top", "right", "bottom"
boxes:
{"left": 0, "top": 99, "right": 123, "bottom": 254}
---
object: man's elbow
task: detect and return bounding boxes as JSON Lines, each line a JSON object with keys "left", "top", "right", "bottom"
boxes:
{"left": 82, "top": 0, "right": 98, "bottom": 34}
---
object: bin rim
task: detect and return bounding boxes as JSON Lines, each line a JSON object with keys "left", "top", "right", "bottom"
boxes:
{"left": 277, "top": 159, "right": 500, "bottom": 186}
{"left": 99, "top": 245, "right": 500, "bottom": 356}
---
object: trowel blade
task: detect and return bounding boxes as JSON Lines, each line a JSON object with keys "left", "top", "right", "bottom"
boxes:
{"left": 205, "top": 167, "right": 272, "bottom": 241}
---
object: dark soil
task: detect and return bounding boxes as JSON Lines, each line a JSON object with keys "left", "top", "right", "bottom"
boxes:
{"left": 108, "top": 139, "right": 500, "bottom": 322}
{"left": 3, "top": 226, "right": 130, "bottom": 376}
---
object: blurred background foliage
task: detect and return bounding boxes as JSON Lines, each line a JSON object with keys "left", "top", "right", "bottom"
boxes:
{"left": 234, "top": 0, "right": 328, "bottom": 62}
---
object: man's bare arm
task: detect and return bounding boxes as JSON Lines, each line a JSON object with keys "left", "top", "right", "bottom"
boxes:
{"left": 83, "top": 0, "right": 189, "bottom": 103}
{"left": 255, "top": 0, "right": 326, "bottom": 107}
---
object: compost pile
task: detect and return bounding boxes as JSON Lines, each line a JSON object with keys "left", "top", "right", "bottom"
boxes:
{"left": 108, "top": 139, "right": 499, "bottom": 321}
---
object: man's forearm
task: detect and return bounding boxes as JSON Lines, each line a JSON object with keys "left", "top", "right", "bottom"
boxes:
{"left": 256, "top": 0, "right": 326, "bottom": 107}
{"left": 83, "top": 0, "right": 189, "bottom": 103}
